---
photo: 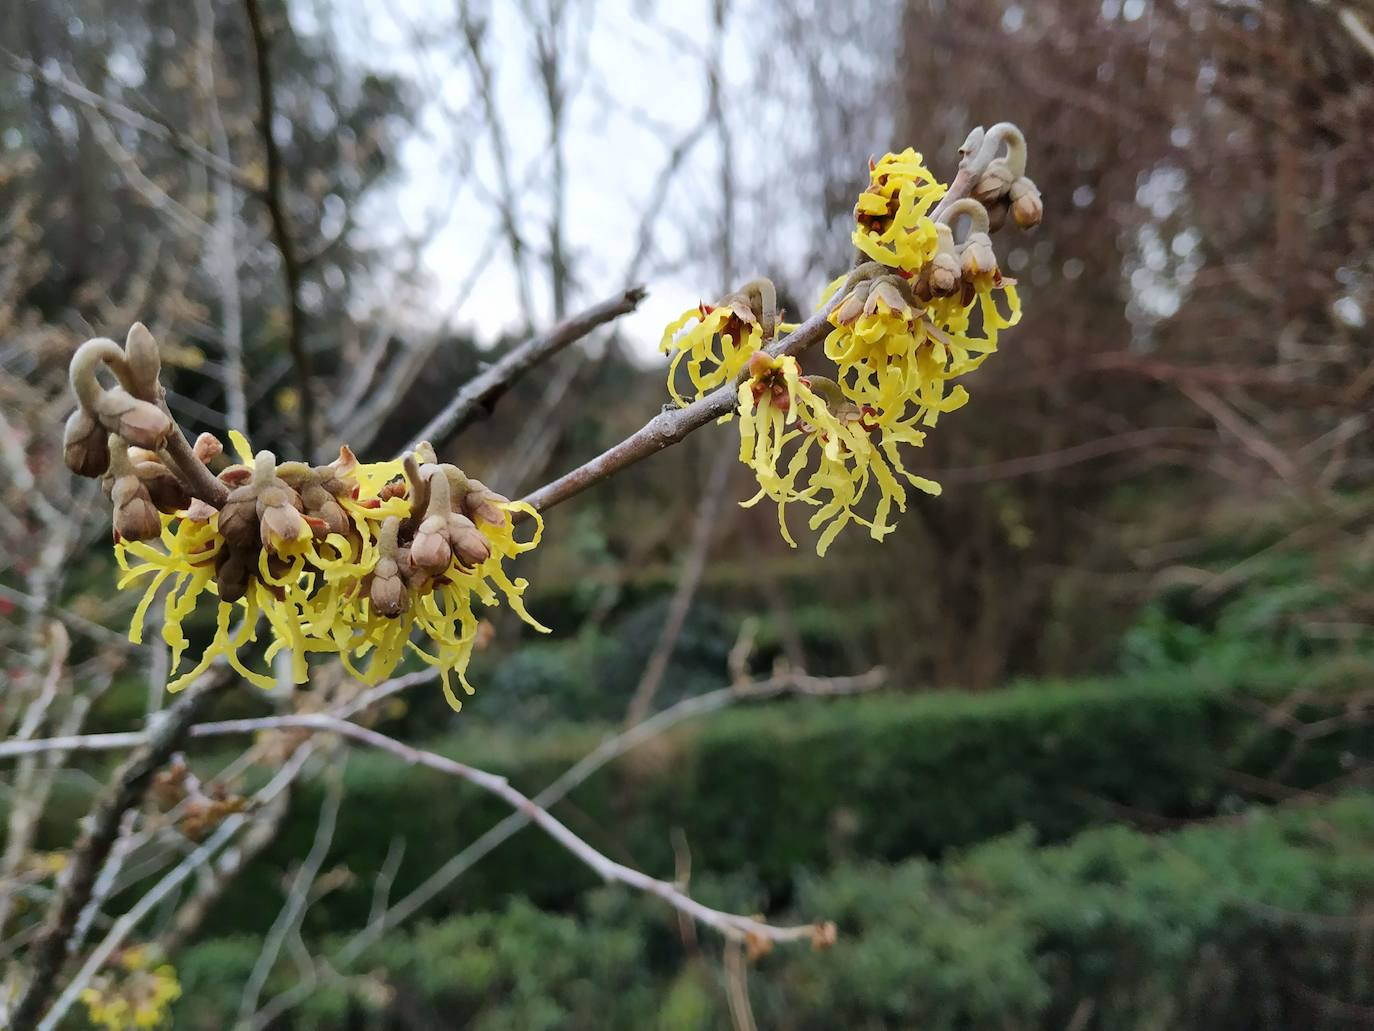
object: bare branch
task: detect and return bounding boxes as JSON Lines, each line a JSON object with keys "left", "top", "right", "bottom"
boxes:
{"left": 401, "top": 286, "right": 646, "bottom": 454}
{"left": 34, "top": 745, "right": 317, "bottom": 1031}
{"left": 334, "top": 667, "right": 883, "bottom": 964}
{"left": 518, "top": 294, "right": 839, "bottom": 515}
{"left": 196, "top": 0, "right": 249, "bottom": 435}
{"left": 237, "top": 765, "right": 344, "bottom": 1023}
{"left": 8, "top": 668, "right": 234, "bottom": 1031}
{"left": 244, "top": 0, "right": 315, "bottom": 456}
{"left": 186, "top": 713, "right": 840, "bottom": 949}
{"left": 0, "top": 49, "right": 262, "bottom": 195}
{"left": 624, "top": 445, "right": 734, "bottom": 725}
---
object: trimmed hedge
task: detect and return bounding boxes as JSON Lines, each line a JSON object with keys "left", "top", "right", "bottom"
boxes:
{"left": 203, "top": 661, "right": 1370, "bottom": 936}
{"left": 176, "top": 793, "right": 1374, "bottom": 1030}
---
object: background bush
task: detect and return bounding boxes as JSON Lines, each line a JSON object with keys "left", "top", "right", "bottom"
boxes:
{"left": 185, "top": 659, "right": 1373, "bottom": 937}
{"left": 176, "top": 792, "right": 1374, "bottom": 1030}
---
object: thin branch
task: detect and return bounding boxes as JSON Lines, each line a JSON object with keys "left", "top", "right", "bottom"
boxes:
{"left": 334, "top": 667, "right": 883, "bottom": 964}
{"left": 197, "top": 0, "right": 249, "bottom": 434}
{"left": 0, "top": 49, "right": 262, "bottom": 195}
{"left": 8, "top": 668, "right": 234, "bottom": 1031}
{"left": 625, "top": 445, "right": 734, "bottom": 725}
{"left": 237, "top": 764, "right": 344, "bottom": 1024}
{"left": 244, "top": 0, "right": 315, "bottom": 456}
{"left": 401, "top": 286, "right": 646, "bottom": 454}
{"left": 459, "top": 5, "right": 536, "bottom": 323}
{"left": 518, "top": 292, "right": 841, "bottom": 515}
{"left": 0, "top": 667, "right": 441, "bottom": 763}
{"left": 186, "top": 714, "right": 838, "bottom": 949}
{"left": 34, "top": 745, "right": 316, "bottom": 1031}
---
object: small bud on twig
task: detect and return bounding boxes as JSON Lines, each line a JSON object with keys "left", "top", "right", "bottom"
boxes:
{"left": 123, "top": 322, "right": 163, "bottom": 402}
{"left": 369, "top": 517, "right": 409, "bottom": 617}
{"left": 107, "top": 438, "right": 161, "bottom": 542}
{"left": 63, "top": 408, "right": 110, "bottom": 478}
{"left": 1009, "top": 176, "right": 1043, "bottom": 230}
{"left": 193, "top": 432, "right": 223, "bottom": 464}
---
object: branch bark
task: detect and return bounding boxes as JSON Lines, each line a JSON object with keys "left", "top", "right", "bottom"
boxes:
{"left": 9, "top": 668, "right": 233, "bottom": 1031}
{"left": 244, "top": 0, "right": 314, "bottom": 456}
{"left": 518, "top": 293, "right": 842, "bottom": 516}
{"left": 182, "top": 713, "right": 841, "bottom": 949}
{"left": 401, "top": 286, "right": 646, "bottom": 454}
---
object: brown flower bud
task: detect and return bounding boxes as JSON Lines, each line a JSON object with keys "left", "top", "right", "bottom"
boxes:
{"left": 93, "top": 388, "right": 173, "bottom": 450}
{"left": 257, "top": 481, "right": 307, "bottom": 551}
{"left": 926, "top": 223, "right": 961, "bottom": 298}
{"left": 214, "top": 546, "right": 256, "bottom": 603}
{"left": 811, "top": 921, "right": 839, "bottom": 950}
{"left": 185, "top": 498, "right": 218, "bottom": 522}
{"left": 1009, "top": 176, "right": 1043, "bottom": 229}
{"left": 832, "top": 281, "right": 872, "bottom": 327}
{"left": 151, "top": 756, "right": 191, "bottom": 811}
{"left": 458, "top": 477, "right": 509, "bottom": 528}
{"left": 111, "top": 474, "right": 162, "bottom": 541}
{"left": 123, "top": 322, "right": 162, "bottom": 401}
{"left": 369, "top": 558, "right": 409, "bottom": 617}
{"left": 447, "top": 512, "right": 491, "bottom": 567}
{"left": 408, "top": 513, "right": 453, "bottom": 575}
{"left": 134, "top": 460, "right": 191, "bottom": 513}
{"left": 193, "top": 432, "right": 223, "bottom": 463}
{"left": 864, "top": 278, "right": 910, "bottom": 318}
{"left": 63, "top": 408, "right": 110, "bottom": 478}
{"left": 218, "top": 484, "right": 262, "bottom": 550}
{"left": 972, "top": 157, "right": 1015, "bottom": 207}
{"left": 928, "top": 253, "right": 960, "bottom": 297}
{"left": 959, "top": 232, "right": 999, "bottom": 280}
{"left": 302, "top": 482, "right": 351, "bottom": 538}
{"left": 985, "top": 196, "right": 1010, "bottom": 233}
{"left": 368, "top": 517, "right": 410, "bottom": 616}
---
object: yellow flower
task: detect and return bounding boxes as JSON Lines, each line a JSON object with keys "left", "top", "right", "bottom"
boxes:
{"left": 80, "top": 948, "right": 181, "bottom": 1030}
{"left": 657, "top": 146, "right": 1032, "bottom": 555}
{"left": 113, "top": 433, "right": 546, "bottom": 709}
{"left": 852, "top": 148, "right": 946, "bottom": 272}
{"left": 660, "top": 281, "right": 777, "bottom": 405}
{"left": 735, "top": 354, "right": 941, "bottom": 555}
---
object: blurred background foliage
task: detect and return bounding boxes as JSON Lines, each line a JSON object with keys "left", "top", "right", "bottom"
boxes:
{"left": 2, "top": 0, "right": 1373, "bottom": 1027}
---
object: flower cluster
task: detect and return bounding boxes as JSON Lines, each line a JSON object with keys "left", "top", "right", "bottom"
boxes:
{"left": 658, "top": 279, "right": 777, "bottom": 407}
{"left": 79, "top": 946, "right": 180, "bottom": 1031}
{"left": 659, "top": 127, "right": 1039, "bottom": 554}
{"left": 64, "top": 328, "right": 545, "bottom": 710}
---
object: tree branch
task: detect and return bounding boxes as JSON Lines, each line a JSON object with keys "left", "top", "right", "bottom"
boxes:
{"left": 183, "top": 713, "right": 838, "bottom": 949}
{"left": 9, "top": 668, "right": 234, "bottom": 1031}
{"left": 0, "top": 49, "right": 263, "bottom": 195}
{"left": 333, "top": 667, "right": 884, "bottom": 965}
{"left": 518, "top": 293, "right": 841, "bottom": 515}
{"left": 244, "top": 0, "right": 314, "bottom": 456}
{"left": 402, "top": 286, "right": 647, "bottom": 454}
{"left": 517, "top": 128, "right": 991, "bottom": 516}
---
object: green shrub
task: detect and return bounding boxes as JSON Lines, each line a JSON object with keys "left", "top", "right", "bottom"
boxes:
{"left": 201, "top": 661, "right": 1370, "bottom": 936}
{"left": 176, "top": 793, "right": 1374, "bottom": 1030}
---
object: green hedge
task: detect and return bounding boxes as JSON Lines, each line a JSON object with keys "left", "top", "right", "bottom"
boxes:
{"left": 202, "top": 661, "right": 1370, "bottom": 936}
{"left": 175, "top": 793, "right": 1374, "bottom": 1030}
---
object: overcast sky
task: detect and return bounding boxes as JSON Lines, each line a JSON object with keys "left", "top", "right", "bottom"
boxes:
{"left": 313, "top": 0, "right": 758, "bottom": 358}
